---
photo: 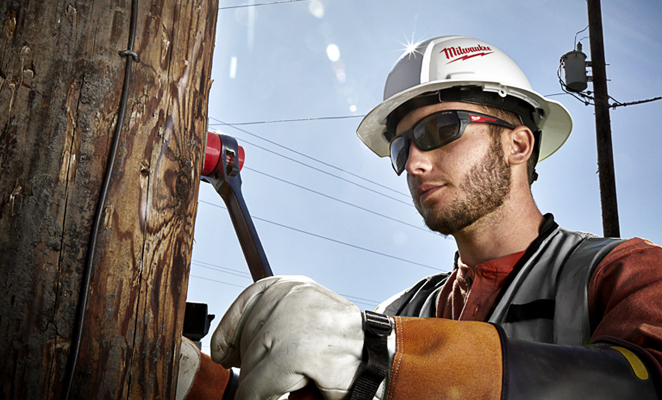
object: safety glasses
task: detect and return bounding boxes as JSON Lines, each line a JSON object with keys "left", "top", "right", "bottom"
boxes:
{"left": 389, "top": 110, "right": 516, "bottom": 175}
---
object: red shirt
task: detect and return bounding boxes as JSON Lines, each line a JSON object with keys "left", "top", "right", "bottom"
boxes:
{"left": 436, "top": 238, "right": 662, "bottom": 378}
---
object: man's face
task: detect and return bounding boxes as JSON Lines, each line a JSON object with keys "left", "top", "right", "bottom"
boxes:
{"left": 396, "top": 102, "right": 512, "bottom": 236}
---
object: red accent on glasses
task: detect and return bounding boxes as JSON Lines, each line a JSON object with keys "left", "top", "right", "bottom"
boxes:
{"left": 469, "top": 114, "right": 497, "bottom": 123}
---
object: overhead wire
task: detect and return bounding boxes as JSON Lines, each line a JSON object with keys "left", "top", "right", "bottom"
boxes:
{"left": 192, "top": 259, "right": 251, "bottom": 276}
{"left": 342, "top": 294, "right": 380, "bottom": 308}
{"left": 198, "top": 199, "right": 443, "bottom": 272}
{"left": 190, "top": 275, "right": 250, "bottom": 289}
{"left": 219, "top": 0, "right": 308, "bottom": 10}
{"left": 214, "top": 128, "right": 414, "bottom": 207}
{"left": 191, "top": 260, "right": 252, "bottom": 279}
{"left": 573, "top": 25, "right": 589, "bottom": 49}
{"left": 189, "top": 274, "right": 380, "bottom": 308}
{"left": 210, "top": 116, "right": 411, "bottom": 200}
{"left": 190, "top": 258, "right": 383, "bottom": 306}
{"left": 208, "top": 115, "right": 366, "bottom": 126}
{"left": 243, "top": 166, "right": 431, "bottom": 233}
{"left": 610, "top": 96, "right": 662, "bottom": 108}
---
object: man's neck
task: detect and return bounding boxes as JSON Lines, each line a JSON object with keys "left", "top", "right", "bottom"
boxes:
{"left": 452, "top": 195, "right": 544, "bottom": 268}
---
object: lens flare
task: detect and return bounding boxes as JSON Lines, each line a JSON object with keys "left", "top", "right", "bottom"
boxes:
{"left": 326, "top": 44, "right": 340, "bottom": 62}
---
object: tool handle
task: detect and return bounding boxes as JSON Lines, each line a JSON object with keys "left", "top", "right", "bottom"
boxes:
{"left": 203, "top": 132, "right": 273, "bottom": 281}
{"left": 219, "top": 179, "right": 273, "bottom": 281}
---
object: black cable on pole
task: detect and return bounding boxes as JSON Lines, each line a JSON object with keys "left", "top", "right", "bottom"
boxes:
{"left": 61, "top": 0, "right": 139, "bottom": 397}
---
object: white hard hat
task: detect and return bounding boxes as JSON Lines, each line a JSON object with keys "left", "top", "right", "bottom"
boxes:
{"left": 356, "top": 35, "right": 573, "bottom": 162}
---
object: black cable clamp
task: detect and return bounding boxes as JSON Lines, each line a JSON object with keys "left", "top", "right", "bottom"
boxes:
{"left": 349, "top": 311, "right": 393, "bottom": 400}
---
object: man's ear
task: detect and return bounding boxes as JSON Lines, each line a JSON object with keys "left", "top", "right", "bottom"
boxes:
{"left": 505, "top": 126, "right": 535, "bottom": 166}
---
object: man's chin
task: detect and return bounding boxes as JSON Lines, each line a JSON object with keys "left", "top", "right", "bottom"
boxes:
{"left": 422, "top": 208, "right": 481, "bottom": 237}
{"left": 423, "top": 214, "right": 457, "bottom": 236}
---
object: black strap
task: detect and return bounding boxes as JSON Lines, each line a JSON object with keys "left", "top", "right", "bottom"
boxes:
{"left": 349, "top": 311, "right": 393, "bottom": 400}
{"left": 222, "top": 368, "right": 240, "bottom": 400}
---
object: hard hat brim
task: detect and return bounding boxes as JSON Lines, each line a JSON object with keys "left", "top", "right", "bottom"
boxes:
{"left": 357, "top": 79, "right": 573, "bottom": 162}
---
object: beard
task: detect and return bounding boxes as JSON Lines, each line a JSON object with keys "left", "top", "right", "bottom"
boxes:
{"left": 417, "top": 139, "right": 512, "bottom": 236}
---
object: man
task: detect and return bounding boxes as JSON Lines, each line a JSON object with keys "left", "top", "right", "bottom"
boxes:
{"left": 206, "top": 36, "right": 662, "bottom": 399}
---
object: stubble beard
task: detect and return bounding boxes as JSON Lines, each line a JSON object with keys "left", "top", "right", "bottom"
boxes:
{"left": 417, "top": 139, "right": 512, "bottom": 236}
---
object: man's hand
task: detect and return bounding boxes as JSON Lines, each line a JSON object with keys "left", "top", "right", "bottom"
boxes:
{"left": 210, "top": 276, "right": 364, "bottom": 400}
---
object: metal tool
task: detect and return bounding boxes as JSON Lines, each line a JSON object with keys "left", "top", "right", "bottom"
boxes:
{"left": 202, "top": 133, "right": 322, "bottom": 399}
{"left": 201, "top": 131, "right": 273, "bottom": 281}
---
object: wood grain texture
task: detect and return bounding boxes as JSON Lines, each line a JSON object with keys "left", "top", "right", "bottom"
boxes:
{"left": 0, "top": 0, "right": 218, "bottom": 398}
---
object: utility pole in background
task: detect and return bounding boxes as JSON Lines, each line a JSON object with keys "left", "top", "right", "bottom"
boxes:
{"left": 587, "top": 0, "right": 621, "bottom": 238}
{"left": 0, "top": 0, "right": 218, "bottom": 398}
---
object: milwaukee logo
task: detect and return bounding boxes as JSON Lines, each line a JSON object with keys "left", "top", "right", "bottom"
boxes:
{"left": 441, "top": 45, "right": 493, "bottom": 64}
{"left": 469, "top": 114, "right": 496, "bottom": 123}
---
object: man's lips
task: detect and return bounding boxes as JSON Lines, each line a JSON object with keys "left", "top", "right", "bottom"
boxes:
{"left": 417, "top": 183, "right": 446, "bottom": 202}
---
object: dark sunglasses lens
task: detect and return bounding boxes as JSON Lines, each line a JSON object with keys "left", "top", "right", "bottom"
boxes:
{"left": 390, "top": 136, "right": 409, "bottom": 175}
{"left": 413, "top": 112, "right": 461, "bottom": 150}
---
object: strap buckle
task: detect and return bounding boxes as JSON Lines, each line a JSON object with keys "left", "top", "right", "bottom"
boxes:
{"left": 362, "top": 310, "right": 393, "bottom": 337}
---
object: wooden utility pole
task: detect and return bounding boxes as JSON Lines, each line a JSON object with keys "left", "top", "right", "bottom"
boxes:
{"left": 587, "top": 0, "right": 620, "bottom": 237}
{"left": 0, "top": 0, "right": 218, "bottom": 398}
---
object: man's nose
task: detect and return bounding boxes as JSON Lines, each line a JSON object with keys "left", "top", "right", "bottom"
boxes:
{"left": 405, "top": 142, "right": 433, "bottom": 175}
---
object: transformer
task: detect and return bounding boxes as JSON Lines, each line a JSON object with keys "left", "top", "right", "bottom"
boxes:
{"left": 563, "top": 43, "right": 588, "bottom": 92}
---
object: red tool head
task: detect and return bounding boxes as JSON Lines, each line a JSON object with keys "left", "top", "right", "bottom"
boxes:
{"left": 202, "top": 132, "right": 245, "bottom": 177}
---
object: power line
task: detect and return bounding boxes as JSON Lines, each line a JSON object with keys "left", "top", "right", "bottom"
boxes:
{"left": 219, "top": 0, "right": 308, "bottom": 10}
{"left": 343, "top": 294, "right": 380, "bottom": 308}
{"left": 192, "top": 259, "right": 251, "bottom": 276}
{"left": 210, "top": 116, "right": 411, "bottom": 200}
{"left": 199, "top": 199, "right": 443, "bottom": 272}
{"left": 191, "top": 276, "right": 379, "bottom": 309}
{"left": 191, "top": 260, "right": 252, "bottom": 279}
{"left": 343, "top": 298, "right": 381, "bottom": 309}
{"left": 190, "top": 264, "right": 381, "bottom": 307}
{"left": 215, "top": 130, "right": 414, "bottom": 208}
{"left": 244, "top": 166, "right": 430, "bottom": 233}
{"left": 192, "top": 260, "right": 251, "bottom": 276}
{"left": 609, "top": 96, "right": 662, "bottom": 109}
{"left": 208, "top": 115, "right": 365, "bottom": 126}
{"left": 556, "top": 62, "right": 662, "bottom": 109}
{"left": 190, "top": 274, "right": 251, "bottom": 289}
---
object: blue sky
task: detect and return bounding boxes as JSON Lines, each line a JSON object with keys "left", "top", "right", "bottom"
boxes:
{"left": 188, "top": 0, "right": 662, "bottom": 352}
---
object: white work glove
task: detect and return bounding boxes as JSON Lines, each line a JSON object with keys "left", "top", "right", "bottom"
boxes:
{"left": 211, "top": 276, "right": 365, "bottom": 400}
